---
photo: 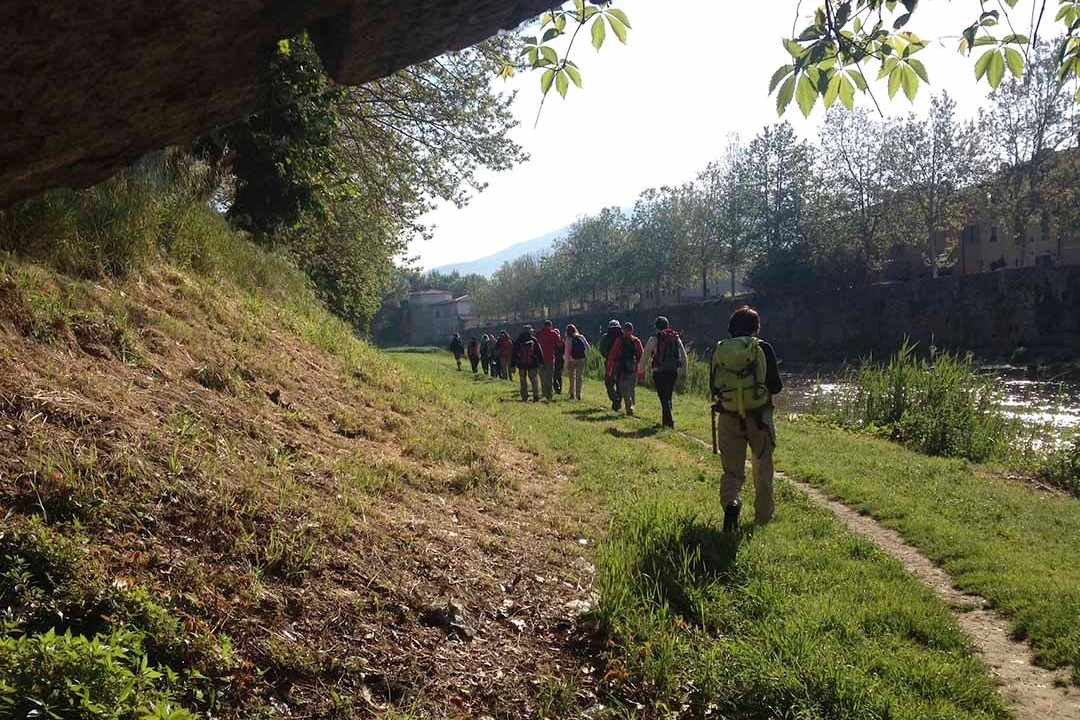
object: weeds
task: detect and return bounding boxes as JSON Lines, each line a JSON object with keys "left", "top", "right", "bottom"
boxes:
{"left": 816, "top": 340, "right": 1045, "bottom": 463}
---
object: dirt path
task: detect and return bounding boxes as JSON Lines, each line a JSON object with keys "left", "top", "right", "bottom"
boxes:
{"left": 787, "top": 477, "right": 1080, "bottom": 720}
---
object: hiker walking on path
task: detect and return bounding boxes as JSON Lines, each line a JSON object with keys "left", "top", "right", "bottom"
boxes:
{"left": 638, "top": 316, "right": 688, "bottom": 429}
{"left": 480, "top": 334, "right": 492, "bottom": 376}
{"left": 564, "top": 324, "right": 590, "bottom": 400}
{"left": 467, "top": 337, "right": 481, "bottom": 374}
{"left": 710, "top": 305, "right": 783, "bottom": 533}
{"left": 606, "top": 322, "right": 644, "bottom": 417}
{"left": 553, "top": 329, "right": 565, "bottom": 395}
{"left": 536, "top": 320, "right": 560, "bottom": 401}
{"left": 513, "top": 325, "right": 543, "bottom": 402}
{"left": 497, "top": 330, "right": 513, "bottom": 380}
{"left": 598, "top": 320, "right": 624, "bottom": 411}
{"left": 449, "top": 333, "right": 464, "bottom": 371}
{"left": 489, "top": 333, "right": 502, "bottom": 379}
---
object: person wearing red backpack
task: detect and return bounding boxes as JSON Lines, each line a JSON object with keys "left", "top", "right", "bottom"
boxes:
{"left": 638, "top": 316, "right": 688, "bottom": 429}
{"left": 535, "top": 320, "right": 560, "bottom": 401}
{"left": 497, "top": 330, "right": 514, "bottom": 381}
{"left": 467, "top": 337, "right": 481, "bottom": 373}
{"left": 605, "top": 322, "right": 644, "bottom": 417}
{"left": 512, "top": 325, "right": 543, "bottom": 402}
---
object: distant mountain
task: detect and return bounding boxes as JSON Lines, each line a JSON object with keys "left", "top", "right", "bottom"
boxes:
{"left": 431, "top": 224, "right": 569, "bottom": 277}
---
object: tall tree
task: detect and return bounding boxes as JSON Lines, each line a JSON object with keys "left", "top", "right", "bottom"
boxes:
{"left": 819, "top": 107, "right": 891, "bottom": 280}
{"left": 884, "top": 91, "right": 987, "bottom": 277}
{"left": 990, "top": 40, "right": 1076, "bottom": 265}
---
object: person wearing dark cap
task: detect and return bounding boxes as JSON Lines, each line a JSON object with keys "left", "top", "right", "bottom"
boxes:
{"left": 710, "top": 305, "right": 783, "bottom": 533}
{"left": 512, "top": 325, "right": 543, "bottom": 402}
{"left": 605, "top": 321, "right": 644, "bottom": 417}
{"left": 638, "top": 316, "right": 688, "bottom": 429}
{"left": 598, "top": 319, "right": 624, "bottom": 411}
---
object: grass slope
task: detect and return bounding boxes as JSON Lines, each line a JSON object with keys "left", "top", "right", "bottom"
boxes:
{"left": 394, "top": 352, "right": 1011, "bottom": 719}
{"left": 0, "top": 254, "right": 604, "bottom": 719}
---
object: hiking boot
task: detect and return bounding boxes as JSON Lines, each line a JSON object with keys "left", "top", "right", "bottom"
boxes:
{"left": 612, "top": 402, "right": 620, "bottom": 411}
{"left": 723, "top": 503, "right": 741, "bottom": 533}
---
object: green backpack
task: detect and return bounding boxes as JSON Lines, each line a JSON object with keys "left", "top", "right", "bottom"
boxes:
{"left": 711, "top": 336, "right": 768, "bottom": 416}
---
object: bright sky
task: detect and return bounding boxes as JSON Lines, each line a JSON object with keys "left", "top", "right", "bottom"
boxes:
{"left": 410, "top": 0, "right": 1030, "bottom": 270}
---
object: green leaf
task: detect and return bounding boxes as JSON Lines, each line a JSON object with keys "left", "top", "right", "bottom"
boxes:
{"left": 824, "top": 72, "right": 843, "bottom": 108}
{"left": 974, "top": 48, "right": 995, "bottom": 80}
{"left": 769, "top": 64, "right": 795, "bottom": 93}
{"left": 591, "top": 16, "right": 606, "bottom": 50}
{"left": 540, "top": 46, "right": 558, "bottom": 65}
{"left": 556, "top": 69, "right": 569, "bottom": 98}
{"left": 908, "top": 57, "right": 930, "bottom": 83}
{"left": 878, "top": 57, "right": 899, "bottom": 79}
{"left": 607, "top": 14, "right": 628, "bottom": 43}
{"left": 606, "top": 8, "right": 632, "bottom": 27}
{"left": 783, "top": 38, "right": 806, "bottom": 58}
{"left": 894, "top": 12, "right": 911, "bottom": 29}
{"left": 987, "top": 49, "right": 1006, "bottom": 87}
{"left": 565, "top": 63, "right": 583, "bottom": 88}
{"left": 900, "top": 65, "right": 918, "bottom": 100}
{"left": 776, "top": 75, "right": 796, "bottom": 115}
{"left": 838, "top": 74, "right": 856, "bottom": 108}
{"left": 540, "top": 68, "right": 555, "bottom": 95}
{"left": 1004, "top": 46, "right": 1024, "bottom": 77}
{"left": 542, "top": 28, "right": 560, "bottom": 43}
{"left": 848, "top": 68, "right": 868, "bottom": 91}
{"left": 887, "top": 65, "right": 902, "bottom": 98}
{"left": 796, "top": 73, "right": 817, "bottom": 116}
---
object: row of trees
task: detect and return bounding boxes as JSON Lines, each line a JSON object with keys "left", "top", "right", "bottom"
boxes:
{"left": 469, "top": 41, "right": 1079, "bottom": 321}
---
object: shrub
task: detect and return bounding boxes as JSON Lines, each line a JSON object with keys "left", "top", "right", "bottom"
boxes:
{"left": 0, "top": 626, "right": 195, "bottom": 720}
{"left": 818, "top": 340, "right": 1040, "bottom": 463}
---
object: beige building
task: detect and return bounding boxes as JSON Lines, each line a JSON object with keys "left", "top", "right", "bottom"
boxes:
{"left": 406, "top": 290, "right": 477, "bottom": 346}
{"left": 959, "top": 213, "right": 1080, "bottom": 275}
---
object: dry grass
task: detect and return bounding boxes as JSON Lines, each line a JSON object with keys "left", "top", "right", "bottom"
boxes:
{"left": 0, "top": 257, "right": 604, "bottom": 718}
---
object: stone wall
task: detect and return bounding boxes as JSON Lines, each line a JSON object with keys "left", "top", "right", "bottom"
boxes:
{"left": 473, "top": 266, "right": 1080, "bottom": 363}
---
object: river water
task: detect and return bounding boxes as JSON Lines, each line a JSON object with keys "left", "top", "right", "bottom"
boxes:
{"left": 776, "top": 367, "right": 1080, "bottom": 441}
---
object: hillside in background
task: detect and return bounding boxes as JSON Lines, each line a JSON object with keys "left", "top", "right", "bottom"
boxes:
{"left": 431, "top": 224, "right": 568, "bottom": 276}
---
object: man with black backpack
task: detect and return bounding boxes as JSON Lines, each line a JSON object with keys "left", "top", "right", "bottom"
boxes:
{"left": 605, "top": 322, "right": 644, "bottom": 417}
{"left": 598, "top": 320, "right": 624, "bottom": 411}
{"left": 513, "top": 325, "right": 543, "bottom": 402}
{"left": 638, "top": 316, "right": 688, "bottom": 429}
{"left": 709, "top": 306, "right": 783, "bottom": 533}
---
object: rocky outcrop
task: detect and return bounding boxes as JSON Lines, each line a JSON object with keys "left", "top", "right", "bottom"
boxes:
{"left": 0, "top": 0, "right": 552, "bottom": 208}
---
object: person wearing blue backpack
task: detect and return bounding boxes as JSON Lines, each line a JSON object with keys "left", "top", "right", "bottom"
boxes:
{"left": 710, "top": 306, "right": 783, "bottom": 533}
{"left": 638, "top": 316, "right": 687, "bottom": 429}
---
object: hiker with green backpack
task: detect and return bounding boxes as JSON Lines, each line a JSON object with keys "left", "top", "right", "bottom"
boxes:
{"left": 638, "top": 316, "right": 688, "bottom": 429}
{"left": 710, "top": 306, "right": 783, "bottom": 533}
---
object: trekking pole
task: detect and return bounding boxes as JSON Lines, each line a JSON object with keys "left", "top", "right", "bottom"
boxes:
{"left": 711, "top": 403, "right": 718, "bottom": 455}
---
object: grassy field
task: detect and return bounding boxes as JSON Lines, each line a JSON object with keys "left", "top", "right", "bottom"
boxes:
{"left": 394, "top": 351, "right": 1013, "bottom": 718}
{"left": 594, "top": 364, "right": 1080, "bottom": 688}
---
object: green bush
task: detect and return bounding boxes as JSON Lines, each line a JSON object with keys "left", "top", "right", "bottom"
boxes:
{"left": 818, "top": 340, "right": 1040, "bottom": 463}
{"left": 0, "top": 626, "right": 195, "bottom": 720}
{"left": 1041, "top": 435, "right": 1080, "bottom": 496}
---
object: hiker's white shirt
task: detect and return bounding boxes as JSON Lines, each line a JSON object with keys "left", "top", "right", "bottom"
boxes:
{"left": 638, "top": 334, "right": 688, "bottom": 376}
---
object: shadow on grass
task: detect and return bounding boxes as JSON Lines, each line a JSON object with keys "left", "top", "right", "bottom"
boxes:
{"left": 566, "top": 408, "right": 620, "bottom": 423}
{"left": 632, "top": 518, "right": 743, "bottom": 628}
{"left": 605, "top": 426, "right": 661, "bottom": 439}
